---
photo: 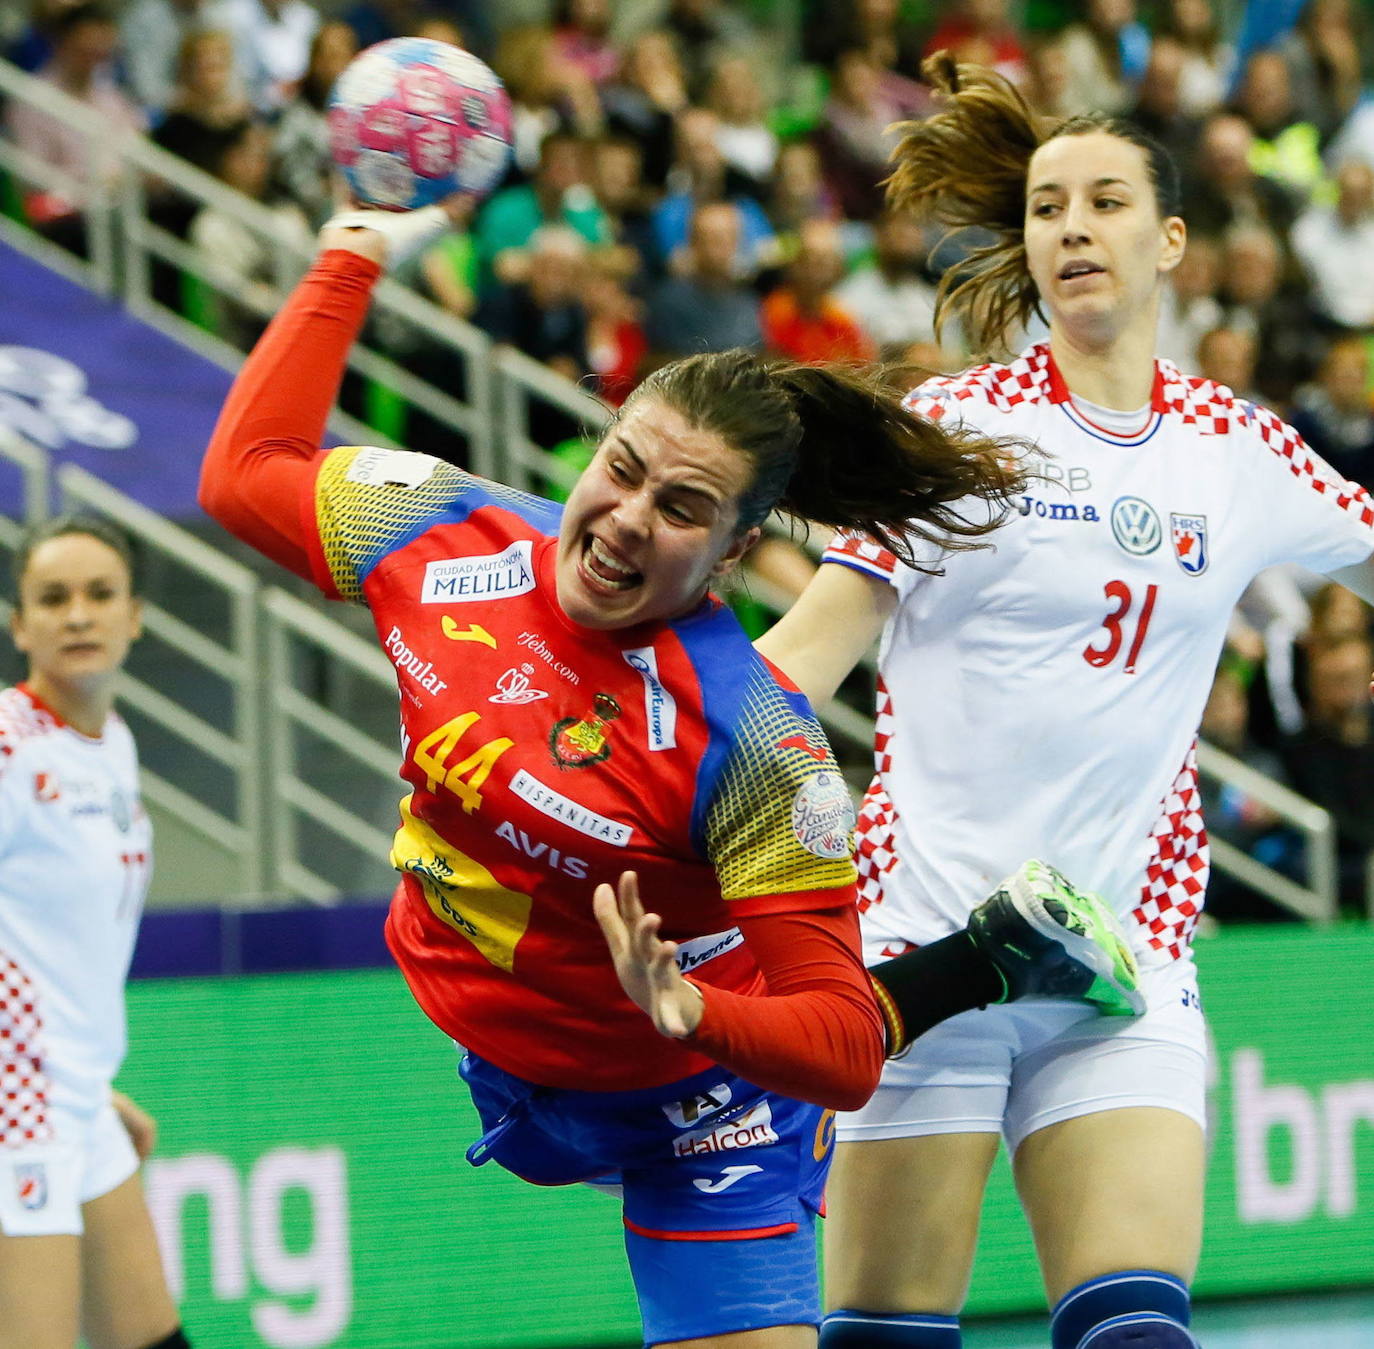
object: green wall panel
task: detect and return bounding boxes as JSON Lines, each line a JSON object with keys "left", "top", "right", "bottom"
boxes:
{"left": 118, "top": 925, "right": 1374, "bottom": 1346}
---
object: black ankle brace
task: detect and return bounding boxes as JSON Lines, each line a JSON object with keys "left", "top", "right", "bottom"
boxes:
{"left": 139, "top": 1328, "right": 191, "bottom": 1349}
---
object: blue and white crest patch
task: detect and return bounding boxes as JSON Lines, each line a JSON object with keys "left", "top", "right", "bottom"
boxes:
{"left": 1170, "top": 513, "right": 1209, "bottom": 575}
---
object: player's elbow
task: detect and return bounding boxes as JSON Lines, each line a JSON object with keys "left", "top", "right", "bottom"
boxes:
{"left": 197, "top": 439, "right": 238, "bottom": 525}
{"left": 814, "top": 1029, "right": 885, "bottom": 1113}
{"left": 198, "top": 446, "right": 262, "bottom": 541}
{"left": 197, "top": 470, "right": 228, "bottom": 524}
{"left": 825, "top": 1079, "right": 879, "bottom": 1114}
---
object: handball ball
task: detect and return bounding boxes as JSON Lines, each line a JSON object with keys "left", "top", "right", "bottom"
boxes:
{"left": 328, "top": 38, "right": 513, "bottom": 211}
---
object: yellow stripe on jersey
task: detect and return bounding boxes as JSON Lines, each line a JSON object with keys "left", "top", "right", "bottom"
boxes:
{"left": 315, "top": 446, "right": 466, "bottom": 601}
{"left": 314, "top": 445, "right": 549, "bottom": 602}
{"left": 391, "top": 795, "right": 533, "bottom": 972}
{"left": 703, "top": 667, "right": 857, "bottom": 901}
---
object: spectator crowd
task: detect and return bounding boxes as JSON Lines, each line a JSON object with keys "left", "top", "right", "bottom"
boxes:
{"left": 2, "top": 0, "right": 1373, "bottom": 915}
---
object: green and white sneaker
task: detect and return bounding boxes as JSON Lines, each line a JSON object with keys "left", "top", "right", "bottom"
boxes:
{"left": 967, "top": 859, "right": 1145, "bottom": 1016}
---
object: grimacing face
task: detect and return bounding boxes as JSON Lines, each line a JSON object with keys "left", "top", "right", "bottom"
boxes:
{"left": 1023, "top": 131, "right": 1185, "bottom": 343}
{"left": 554, "top": 399, "right": 759, "bottom": 631}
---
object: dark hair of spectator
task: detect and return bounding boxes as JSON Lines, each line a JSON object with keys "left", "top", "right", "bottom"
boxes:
{"left": 205, "top": 117, "right": 259, "bottom": 174}
{"left": 887, "top": 52, "right": 1183, "bottom": 356}
{"left": 539, "top": 128, "right": 586, "bottom": 159}
{"left": 52, "top": 2, "right": 116, "bottom": 40}
{"left": 552, "top": 0, "right": 591, "bottom": 26}
{"left": 1157, "top": 0, "right": 1221, "bottom": 52}
{"left": 11, "top": 514, "right": 142, "bottom": 609}
{"left": 626, "top": 349, "right": 1027, "bottom": 571}
{"left": 301, "top": 21, "right": 354, "bottom": 110}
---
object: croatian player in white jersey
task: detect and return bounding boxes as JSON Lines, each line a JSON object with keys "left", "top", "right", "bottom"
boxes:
{"left": 1, "top": 517, "right": 189, "bottom": 1349}
{"left": 760, "top": 56, "right": 1374, "bottom": 1349}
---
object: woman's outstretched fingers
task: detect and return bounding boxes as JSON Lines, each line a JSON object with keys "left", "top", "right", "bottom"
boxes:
{"left": 632, "top": 910, "right": 664, "bottom": 965}
{"left": 616, "top": 870, "right": 644, "bottom": 923}
{"left": 593, "top": 871, "right": 702, "bottom": 1039}
{"left": 593, "top": 882, "right": 629, "bottom": 959}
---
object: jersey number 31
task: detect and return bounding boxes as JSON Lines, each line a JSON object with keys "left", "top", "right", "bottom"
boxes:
{"left": 1083, "top": 580, "right": 1159, "bottom": 675}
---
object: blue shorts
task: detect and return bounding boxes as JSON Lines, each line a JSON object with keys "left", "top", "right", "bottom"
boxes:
{"left": 459, "top": 1051, "right": 836, "bottom": 1345}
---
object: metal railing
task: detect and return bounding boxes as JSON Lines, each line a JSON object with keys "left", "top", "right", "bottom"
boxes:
{"left": 261, "top": 587, "right": 399, "bottom": 902}
{"left": 0, "top": 426, "right": 50, "bottom": 636}
{"left": 492, "top": 345, "right": 610, "bottom": 496}
{"left": 1196, "top": 740, "right": 1340, "bottom": 923}
{"left": 0, "top": 56, "right": 1366, "bottom": 920}
{"left": 56, "top": 464, "right": 268, "bottom": 897}
{"left": 0, "top": 54, "right": 598, "bottom": 489}
{"left": 0, "top": 422, "right": 50, "bottom": 527}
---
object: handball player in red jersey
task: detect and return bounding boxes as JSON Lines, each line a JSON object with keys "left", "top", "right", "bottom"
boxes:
{"left": 197, "top": 205, "right": 1143, "bottom": 1348}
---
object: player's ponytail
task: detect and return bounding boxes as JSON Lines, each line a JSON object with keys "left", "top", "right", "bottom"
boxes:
{"left": 627, "top": 350, "right": 1027, "bottom": 572}
{"left": 764, "top": 362, "right": 1026, "bottom": 567}
{"left": 887, "top": 52, "right": 1046, "bottom": 358}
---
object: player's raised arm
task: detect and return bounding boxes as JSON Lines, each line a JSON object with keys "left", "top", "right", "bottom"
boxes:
{"left": 198, "top": 195, "right": 459, "bottom": 578}
{"left": 197, "top": 240, "right": 385, "bottom": 578}
{"left": 756, "top": 562, "right": 896, "bottom": 708}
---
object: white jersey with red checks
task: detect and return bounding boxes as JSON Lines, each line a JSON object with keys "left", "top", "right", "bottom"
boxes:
{"left": 824, "top": 343, "right": 1374, "bottom": 968}
{"left": 0, "top": 686, "right": 150, "bottom": 1144}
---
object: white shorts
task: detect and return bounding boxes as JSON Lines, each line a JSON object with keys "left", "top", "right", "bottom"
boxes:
{"left": 839, "top": 955, "right": 1208, "bottom": 1155}
{"left": 0, "top": 1098, "right": 138, "bottom": 1237}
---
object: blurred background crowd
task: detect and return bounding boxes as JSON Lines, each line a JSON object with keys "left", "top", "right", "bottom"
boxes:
{"left": 2, "top": 0, "right": 1372, "bottom": 919}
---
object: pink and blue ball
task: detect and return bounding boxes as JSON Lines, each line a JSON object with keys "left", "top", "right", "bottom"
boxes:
{"left": 328, "top": 38, "right": 514, "bottom": 211}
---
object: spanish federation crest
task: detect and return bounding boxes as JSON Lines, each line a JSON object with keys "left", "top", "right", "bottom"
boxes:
{"left": 550, "top": 693, "right": 620, "bottom": 769}
{"left": 1170, "top": 513, "right": 1208, "bottom": 575}
{"left": 15, "top": 1162, "right": 47, "bottom": 1211}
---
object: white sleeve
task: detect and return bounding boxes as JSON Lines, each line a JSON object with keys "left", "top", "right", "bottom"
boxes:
{"left": 1241, "top": 402, "right": 1374, "bottom": 575}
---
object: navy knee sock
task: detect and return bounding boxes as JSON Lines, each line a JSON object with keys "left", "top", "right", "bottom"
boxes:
{"left": 820, "top": 1309, "right": 961, "bottom": 1346}
{"left": 1051, "top": 1271, "right": 1198, "bottom": 1349}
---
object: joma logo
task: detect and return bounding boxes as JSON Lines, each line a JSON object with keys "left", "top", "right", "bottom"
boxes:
{"left": 1016, "top": 495, "right": 1101, "bottom": 522}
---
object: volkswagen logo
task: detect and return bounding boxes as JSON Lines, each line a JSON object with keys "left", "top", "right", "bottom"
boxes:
{"left": 1110, "top": 495, "right": 1163, "bottom": 555}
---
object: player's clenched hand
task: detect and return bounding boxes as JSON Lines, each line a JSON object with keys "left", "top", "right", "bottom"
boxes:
{"left": 594, "top": 871, "right": 705, "bottom": 1039}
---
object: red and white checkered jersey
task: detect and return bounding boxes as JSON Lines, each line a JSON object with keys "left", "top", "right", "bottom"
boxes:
{"left": 0, "top": 685, "right": 150, "bottom": 1141}
{"left": 824, "top": 343, "right": 1374, "bottom": 966}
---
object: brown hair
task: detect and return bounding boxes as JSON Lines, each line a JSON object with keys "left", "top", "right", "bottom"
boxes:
{"left": 11, "top": 514, "right": 141, "bottom": 611}
{"left": 887, "top": 52, "right": 1183, "bottom": 357}
{"left": 625, "top": 349, "right": 1027, "bottom": 572}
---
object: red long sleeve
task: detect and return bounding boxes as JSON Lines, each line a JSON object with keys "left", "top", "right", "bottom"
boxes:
{"left": 198, "top": 250, "right": 383, "bottom": 577}
{"left": 684, "top": 903, "right": 885, "bottom": 1112}
{"left": 199, "top": 252, "right": 885, "bottom": 1112}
